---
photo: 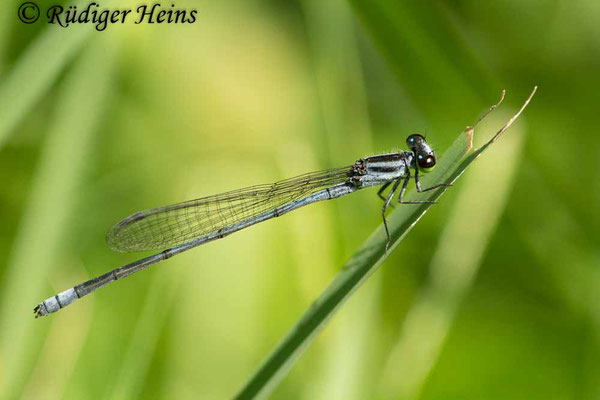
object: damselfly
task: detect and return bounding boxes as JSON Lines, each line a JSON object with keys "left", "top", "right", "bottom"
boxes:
{"left": 34, "top": 134, "right": 450, "bottom": 317}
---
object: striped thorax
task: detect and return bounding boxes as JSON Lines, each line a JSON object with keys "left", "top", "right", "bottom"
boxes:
{"left": 352, "top": 152, "right": 412, "bottom": 188}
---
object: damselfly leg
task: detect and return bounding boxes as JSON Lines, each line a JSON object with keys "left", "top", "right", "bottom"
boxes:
{"left": 381, "top": 179, "right": 402, "bottom": 250}
{"left": 396, "top": 170, "right": 439, "bottom": 205}
{"left": 414, "top": 168, "right": 452, "bottom": 193}
{"left": 379, "top": 170, "right": 452, "bottom": 251}
{"left": 377, "top": 181, "right": 392, "bottom": 203}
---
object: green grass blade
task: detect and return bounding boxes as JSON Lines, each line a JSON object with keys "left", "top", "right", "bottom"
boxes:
{"left": 232, "top": 87, "right": 537, "bottom": 400}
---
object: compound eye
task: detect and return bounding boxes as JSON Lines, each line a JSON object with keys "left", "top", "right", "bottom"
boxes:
{"left": 406, "top": 134, "right": 425, "bottom": 148}
{"left": 417, "top": 154, "right": 436, "bottom": 170}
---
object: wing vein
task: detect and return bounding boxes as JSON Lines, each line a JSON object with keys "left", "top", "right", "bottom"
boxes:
{"left": 106, "top": 166, "right": 353, "bottom": 252}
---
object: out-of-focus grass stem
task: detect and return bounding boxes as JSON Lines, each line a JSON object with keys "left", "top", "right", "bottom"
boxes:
{"left": 0, "top": 24, "right": 91, "bottom": 148}
{"left": 0, "top": 37, "right": 115, "bottom": 400}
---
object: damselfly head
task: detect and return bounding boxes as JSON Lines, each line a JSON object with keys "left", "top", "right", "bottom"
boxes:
{"left": 406, "top": 134, "right": 436, "bottom": 172}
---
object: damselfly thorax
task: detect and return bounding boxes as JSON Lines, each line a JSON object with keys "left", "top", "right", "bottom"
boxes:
{"left": 353, "top": 152, "right": 413, "bottom": 187}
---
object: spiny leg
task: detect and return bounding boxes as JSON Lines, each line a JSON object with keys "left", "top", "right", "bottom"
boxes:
{"left": 414, "top": 167, "right": 452, "bottom": 193}
{"left": 398, "top": 170, "right": 436, "bottom": 204}
{"left": 414, "top": 167, "right": 422, "bottom": 192}
{"left": 377, "top": 181, "right": 392, "bottom": 202}
{"left": 382, "top": 179, "right": 401, "bottom": 251}
{"left": 398, "top": 173, "right": 410, "bottom": 203}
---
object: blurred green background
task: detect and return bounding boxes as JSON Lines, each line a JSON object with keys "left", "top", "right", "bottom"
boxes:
{"left": 0, "top": 0, "right": 599, "bottom": 399}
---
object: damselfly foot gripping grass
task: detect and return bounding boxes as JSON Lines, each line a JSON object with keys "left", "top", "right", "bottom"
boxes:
{"left": 34, "top": 134, "right": 449, "bottom": 317}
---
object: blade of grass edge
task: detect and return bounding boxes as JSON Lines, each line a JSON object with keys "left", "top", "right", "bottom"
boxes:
{"left": 232, "top": 87, "right": 537, "bottom": 400}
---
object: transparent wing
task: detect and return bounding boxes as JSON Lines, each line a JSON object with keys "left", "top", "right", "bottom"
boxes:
{"left": 107, "top": 166, "right": 353, "bottom": 252}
